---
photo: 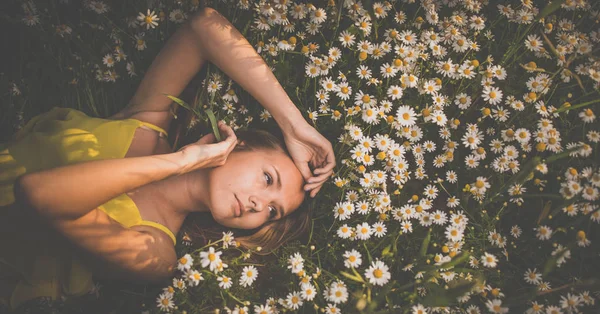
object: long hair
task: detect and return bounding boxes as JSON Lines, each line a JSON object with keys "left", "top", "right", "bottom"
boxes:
{"left": 179, "top": 128, "right": 314, "bottom": 255}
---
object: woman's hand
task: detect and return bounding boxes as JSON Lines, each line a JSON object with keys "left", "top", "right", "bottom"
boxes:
{"left": 176, "top": 121, "right": 238, "bottom": 174}
{"left": 283, "top": 122, "right": 336, "bottom": 198}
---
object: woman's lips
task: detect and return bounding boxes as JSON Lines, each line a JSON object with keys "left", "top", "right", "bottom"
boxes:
{"left": 234, "top": 195, "right": 243, "bottom": 217}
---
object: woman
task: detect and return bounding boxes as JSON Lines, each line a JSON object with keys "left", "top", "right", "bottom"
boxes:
{"left": 0, "top": 7, "right": 335, "bottom": 310}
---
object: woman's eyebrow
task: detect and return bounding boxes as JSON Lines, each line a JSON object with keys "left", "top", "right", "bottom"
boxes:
{"left": 272, "top": 165, "right": 282, "bottom": 190}
{"left": 272, "top": 165, "right": 285, "bottom": 218}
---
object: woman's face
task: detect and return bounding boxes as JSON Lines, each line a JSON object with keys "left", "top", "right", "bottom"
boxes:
{"left": 205, "top": 145, "right": 306, "bottom": 229}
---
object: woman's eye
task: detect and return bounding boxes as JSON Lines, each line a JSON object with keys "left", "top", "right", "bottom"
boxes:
{"left": 269, "top": 206, "right": 277, "bottom": 219}
{"left": 264, "top": 172, "right": 273, "bottom": 185}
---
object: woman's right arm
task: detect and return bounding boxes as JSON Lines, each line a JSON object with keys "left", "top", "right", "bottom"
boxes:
{"left": 16, "top": 120, "right": 237, "bottom": 222}
{"left": 16, "top": 152, "right": 184, "bottom": 222}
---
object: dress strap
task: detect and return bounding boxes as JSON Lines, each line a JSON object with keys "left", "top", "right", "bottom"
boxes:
{"left": 129, "top": 119, "right": 169, "bottom": 138}
{"left": 136, "top": 221, "right": 177, "bottom": 245}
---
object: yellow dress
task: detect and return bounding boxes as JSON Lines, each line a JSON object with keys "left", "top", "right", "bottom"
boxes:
{"left": 0, "top": 107, "right": 177, "bottom": 310}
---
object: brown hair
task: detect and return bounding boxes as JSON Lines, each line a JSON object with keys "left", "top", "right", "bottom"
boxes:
{"left": 179, "top": 128, "right": 314, "bottom": 255}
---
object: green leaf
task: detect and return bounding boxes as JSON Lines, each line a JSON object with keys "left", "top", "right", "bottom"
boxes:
{"left": 537, "top": 0, "right": 566, "bottom": 21}
{"left": 340, "top": 270, "right": 365, "bottom": 283}
{"left": 382, "top": 244, "right": 393, "bottom": 258}
{"left": 438, "top": 252, "right": 471, "bottom": 270}
{"left": 420, "top": 229, "right": 432, "bottom": 257}
{"left": 205, "top": 109, "right": 222, "bottom": 142}
{"left": 165, "top": 94, "right": 194, "bottom": 112}
{"left": 556, "top": 99, "right": 600, "bottom": 113}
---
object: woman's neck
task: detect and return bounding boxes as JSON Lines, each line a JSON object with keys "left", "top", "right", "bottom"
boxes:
{"left": 139, "top": 169, "right": 212, "bottom": 233}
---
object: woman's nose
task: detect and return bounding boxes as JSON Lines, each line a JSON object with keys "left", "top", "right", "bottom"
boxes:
{"left": 249, "top": 196, "right": 266, "bottom": 212}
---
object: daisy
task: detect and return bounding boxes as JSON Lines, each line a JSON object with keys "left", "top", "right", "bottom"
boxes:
{"left": 446, "top": 171, "right": 458, "bottom": 183}
{"left": 579, "top": 109, "right": 596, "bottom": 123}
{"left": 300, "top": 283, "right": 317, "bottom": 301}
{"left": 173, "top": 277, "right": 186, "bottom": 290}
{"left": 432, "top": 211, "right": 448, "bottom": 225}
{"left": 481, "top": 252, "right": 498, "bottom": 268}
{"left": 355, "top": 16, "right": 372, "bottom": 35}
{"left": 137, "top": 9, "right": 159, "bottom": 30}
{"left": 253, "top": 305, "right": 272, "bottom": 314}
{"left": 169, "top": 9, "right": 187, "bottom": 23}
{"left": 524, "top": 268, "right": 542, "bottom": 285}
{"left": 396, "top": 105, "right": 417, "bottom": 126}
{"left": 525, "top": 34, "right": 543, "bottom": 52}
{"left": 239, "top": 265, "right": 258, "bottom": 287}
{"left": 445, "top": 225, "right": 464, "bottom": 242}
{"left": 200, "top": 247, "right": 222, "bottom": 271}
{"left": 355, "top": 222, "right": 372, "bottom": 240}
{"left": 327, "top": 281, "right": 348, "bottom": 304}
{"left": 156, "top": 292, "right": 175, "bottom": 311}
{"left": 216, "top": 275, "right": 232, "bottom": 289}
{"left": 305, "top": 63, "right": 320, "bottom": 78}
{"left": 88, "top": 1, "right": 109, "bottom": 14}
{"left": 185, "top": 269, "right": 203, "bottom": 286}
{"left": 338, "top": 30, "right": 356, "bottom": 48}
{"left": 310, "top": 8, "right": 327, "bottom": 24}
{"left": 22, "top": 14, "right": 40, "bottom": 26}
{"left": 400, "top": 220, "right": 413, "bottom": 233}
{"left": 134, "top": 34, "right": 147, "bottom": 51}
{"left": 356, "top": 65, "right": 372, "bottom": 79}
{"left": 482, "top": 86, "right": 503, "bottom": 105}
{"left": 364, "top": 260, "right": 391, "bottom": 286}
{"left": 102, "top": 54, "right": 115, "bottom": 68}
{"left": 486, "top": 299, "right": 508, "bottom": 313}
{"left": 380, "top": 63, "right": 398, "bottom": 78}
{"left": 343, "top": 249, "right": 363, "bottom": 268}
{"left": 176, "top": 253, "right": 193, "bottom": 272}
{"left": 535, "top": 225, "right": 553, "bottom": 240}
{"left": 337, "top": 224, "right": 353, "bottom": 239}
{"left": 372, "top": 222, "right": 387, "bottom": 237}
{"left": 400, "top": 73, "right": 419, "bottom": 88}
{"left": 334, "top": 81, "right": 352, "bottom": 100}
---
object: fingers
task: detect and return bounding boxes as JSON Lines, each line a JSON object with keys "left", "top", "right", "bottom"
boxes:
{"left": 310, "top": 185, "right": 322, "bottom": 198}
{"left": 296, "top": 160, "right": 314, "bottom": 184}
{"left": 314, "top": 154, "right": 336, "bottom": 175}
{"left": 307, "top": 169, "right": 332, "bottom": 183}
{"left": 197, "top": 133, "right": 215, "bottom": 144}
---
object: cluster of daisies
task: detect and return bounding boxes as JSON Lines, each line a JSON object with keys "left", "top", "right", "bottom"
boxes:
{"left": 12, "top": 0, "right": 600, "bottom": 313}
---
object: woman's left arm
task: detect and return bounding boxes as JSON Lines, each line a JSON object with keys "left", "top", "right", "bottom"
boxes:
{"left": 188, "top": 8, "right": 336, "bottom": 194}
{"left": 127, "top": 7, "right": 335, "bottom": 194}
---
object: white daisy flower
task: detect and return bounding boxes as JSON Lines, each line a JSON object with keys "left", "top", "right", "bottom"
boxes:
{"left": 176, "top": 253, "right": 193, "bottom": 272}
{"left": 524, "top": 268, "right": 542, "bottom": 285}
{"left": 310, "top": 8, "right": 327, "bottom": 24}
{"left": 343, "top": 249, "right": 363, "bottom": 268}
{"left": 372, "top": 221, "right": 387, "bottom": 237}
{"left": 301, "top": 283, "right": 317, "bottom": 301}
{"left": 396, "top": 105, "right": 418, "bottom": 126}
{"left": 337, "top": 224, "right": 353, "bottom": 239}
{"left": 185, "top": 269, "right": 203, "bottom": 287}
{"left": 200, "top": 247, "right": 222, "bottom": 271}
{"left": 535, "top": 225, "right": 553, "bottom": 240}
{"left": 239, "top": 265, "right": 258, "bottom": 287}
{"left": 481, "top": 252, "right": 498, "bottom": 268}
{"left": 364, "top": 260, "right": 391, "bottom": 286}
{"left": 137, "top": 9, "right": 159, "bottom": 30}
{"left": 156, "top": 292, "right": 175, "bottom": 311}
{"left": 334, "top": 81, "right": 352, "bottom": 100}
{"left": 355, "top": 222, "right": 372, "bottom": 240}
{"left": 217, "top": 275, "right": 233, "bottom": 289}
{"left": 481, "top": 86, "right": 503, "bottom": 105}
{"left": 285, "top": 291, "right": 303, "bottom": 310}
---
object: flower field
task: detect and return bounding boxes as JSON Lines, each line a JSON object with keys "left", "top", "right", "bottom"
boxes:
{"left": 2, "top": 0, "right": 600, "bottom": 313}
